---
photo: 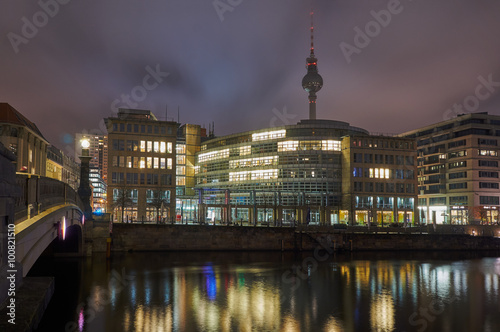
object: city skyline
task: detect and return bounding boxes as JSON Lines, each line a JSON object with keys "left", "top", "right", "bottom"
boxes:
{"left": 2, "top": 0, "right": 500, "bottom": 153}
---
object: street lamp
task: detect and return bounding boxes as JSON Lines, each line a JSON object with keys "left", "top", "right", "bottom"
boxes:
{"left": 78, "top": 138, "right": 93, "bottom": 222}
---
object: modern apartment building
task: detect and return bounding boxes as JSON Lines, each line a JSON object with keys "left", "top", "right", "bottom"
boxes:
{"left": 341, "top": 136, "right": 418, "bottom": 226}
{"left": 401, "top": 112, "right": 500, "bottom": 225}
{"left": 105, "top": 109, "right": 177, "bottom": 222}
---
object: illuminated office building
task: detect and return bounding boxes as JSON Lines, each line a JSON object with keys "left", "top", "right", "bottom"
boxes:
{"left": 341, "top": 136, "right": 418, "bottom": 225}
{"left": 175, "top": 124, "right": 207, "bottom": 222}
{"left": 195, "top": 120, "right": 370, "bottom": 224}
{"left": 401, "top": 112, "right": 500, "bottom": 225}
{"left": 105, "top": 109, "right": 177, "bottom": 222}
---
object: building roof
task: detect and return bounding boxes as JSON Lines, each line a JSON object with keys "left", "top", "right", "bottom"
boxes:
{"left": 0, "top": 103, "right": 48, "bottom": 142}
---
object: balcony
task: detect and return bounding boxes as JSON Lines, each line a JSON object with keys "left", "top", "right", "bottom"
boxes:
{"left": 423, "top": 147, "right": 446, "bottom": 156}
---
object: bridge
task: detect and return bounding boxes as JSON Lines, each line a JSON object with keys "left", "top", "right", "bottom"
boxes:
{"left": 0, "top": 144, "right": 85, "bottom": 311}
{"left": 12, "top": 174, "right": 85, "bottom": 277}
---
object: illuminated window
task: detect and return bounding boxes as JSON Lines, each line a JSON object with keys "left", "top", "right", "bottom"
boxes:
{"left": 154, "top": 141, "right": 159, "bottom": 153}
{"left": 153, "top": 157, "right": 159, "bottom": 169}
{"left": 240, "top": 146, "right": 251, "bottom": 156}
{"left": 252, "top": 129, "right": 286, "bottom": 142}
{"left": 147, "top": 157, "right": 152, "bottom": 168}
{"left": 479, "top": 150, "right": 497, "bottom": 156}
{"left": 229, "top": 169, "right": 278, "bottom": 182}
{"left": 167, "top": 158, "right": 173, "bottom": 169}
{"left": 127, "top": 156, "right": 132, "bottom": 168}
{"left": 194, "top": 166, "right": 200, "bottom": 174}
{"left": 198, "top": 149, "right": 230, "bottom": 163}
{"left": 322, "top": 140, "right": 341, "bottom": 151}
{"left": 278, "top": 141, "right": 299, "bottom": 152}
{"left": 160, "top": 142, "right": 166, "bottom": 153}
{"left": 147, "top": 141, "right": 152, "bottom": 152}
{"left": 176, "top": 166, "right": 185, "bottom": 176}
{"left": 140, "top": 157, "right": 146, "bottom": 169}
{"left": 299, "top": 141, "right": 322, "bottom": 151}
{"left": 176, "top": 144, "right": 186, "bottom": 154}
{"left": 167, "top": 142, "right": 173, "bottom": 153}
{"left": 369, "top": 168, "right": 374, "bottom": 178}
{"left": 160, "top": 158, "right": 166, "bottom": 169}
{"left": 229, "top": 156, "right": 278, "bottom": 169}
{"left": 176, "top": 177, "right": 186, "bottom": 186}
{"left": 177, "top": 155, "right": 186, "bottom": 165}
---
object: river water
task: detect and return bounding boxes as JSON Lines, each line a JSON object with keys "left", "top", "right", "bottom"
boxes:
{"left": 29, "top": 251, "right": 500, "bottom": 332}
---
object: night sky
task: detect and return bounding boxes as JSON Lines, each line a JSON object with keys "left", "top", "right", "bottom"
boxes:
{"left": 2, "top": 0, "right": 500, "bottom": 155}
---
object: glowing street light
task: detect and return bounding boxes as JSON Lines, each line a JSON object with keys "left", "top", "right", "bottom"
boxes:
{"left": 78, "top": 137, "right": 93, "bottom": 221}
{"left": 81, "top": 138, "right": 90, "bottom": 149}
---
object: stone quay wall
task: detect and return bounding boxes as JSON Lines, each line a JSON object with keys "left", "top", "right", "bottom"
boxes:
{"left": 104, "top": 224, "right": 500, "bottom": 252}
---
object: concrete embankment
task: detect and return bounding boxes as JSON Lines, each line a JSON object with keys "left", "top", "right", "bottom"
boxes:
{"left": 0, "top": 277, "right": 54, "bottom": 332}
{"left": 97, "top": 224, "right": 500, "bottom": 252}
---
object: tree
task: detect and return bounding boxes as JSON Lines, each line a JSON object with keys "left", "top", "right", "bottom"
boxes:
{"left": 112, "top": 182, "right": 134, "bottom": 223}
{"left": 147, "top": 186, "right": 171, "bottom": 223}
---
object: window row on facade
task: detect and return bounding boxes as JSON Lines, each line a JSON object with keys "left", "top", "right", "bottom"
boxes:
{"left": 111, "top": 139, "right": 173, "bottom": 153}
{"left": 112, "top": 155, "right": 173, "bottom": 169}
{"left": 419, "top": 196, "right": 500, "bottom": 206}
{"left": 111, "top": 122, "right": 174, "bottom": 135}
{"left": 351, "top": 138, "right": 414, "bottom": 150}
{"left": 112, "top": 188, "right": 172, "bottom": 203}
{"left": 354, "top": 196, "right": 415, "bottom": 209}
{"left": 353, "top": 182, "right": 415, "bottom": 194}
{"left": 197, "top": 140, "right": 342, "bottom": 163}
{"left": 352, "top": 153, "right": 414, "bottom": 165}
{"left": 111, "top": 172, "right": 172, "bottom": 185}
{"left": 352, "top": 167, "right": 414, "bottom": 179}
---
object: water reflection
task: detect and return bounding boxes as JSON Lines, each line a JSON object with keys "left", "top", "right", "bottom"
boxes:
{"left": 33, "top": 252, "right": 500, "bottom": 332}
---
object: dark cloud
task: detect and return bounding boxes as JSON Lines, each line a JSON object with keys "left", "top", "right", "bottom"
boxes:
{"left": 2, "top": 0, "right": 500, "bottom": 151}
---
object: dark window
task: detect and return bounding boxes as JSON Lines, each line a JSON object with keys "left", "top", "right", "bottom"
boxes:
{"left": 448, "top": 140, "right": 466, "bottom": 149}
{"left": 478, "top": 138, "right": 497, "bottom": 146}
{"left": 449, "top": 196, "right": 468, "bottom": 206}
{"left": 480, "top": 196, "right": 499, "bottom": 205}
{"left": 429, "top": 197, "right": 446, "bottom": 205}
{"left": 479, "top": 160, "right": 498, "bottom": 167}
{"left": 449, "top": 171, "right": 466, "bottom": 179}
{"left": 479, "top": 182, "right": 499, "bottom": 189}
{"left": 479, "top": 171, "right": 499, "bottom": 178}
{"left": 449, "top": 182, "right": 467, "bottom": 190}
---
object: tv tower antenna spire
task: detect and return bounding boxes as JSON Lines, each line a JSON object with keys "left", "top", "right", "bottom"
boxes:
{"left": 302, "top": 1, "right": 323, "bottom": 120}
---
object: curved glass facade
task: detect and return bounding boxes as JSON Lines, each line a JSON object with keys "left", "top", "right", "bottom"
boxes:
{"left": 195, "top": 120, "right": 369, "bottom": 224}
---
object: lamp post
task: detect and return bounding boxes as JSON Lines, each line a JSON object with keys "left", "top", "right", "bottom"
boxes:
{"left": 78, "top": 138, "right": 93, "bottom": 221}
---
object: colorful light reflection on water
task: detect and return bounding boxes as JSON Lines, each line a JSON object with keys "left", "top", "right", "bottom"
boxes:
{"left": 34, "top": 252, "right": 500, "bottom": 332}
